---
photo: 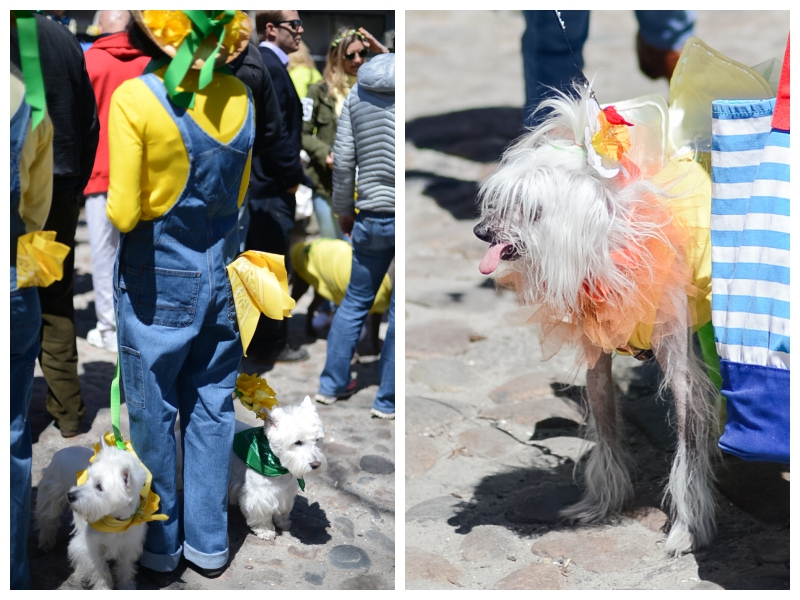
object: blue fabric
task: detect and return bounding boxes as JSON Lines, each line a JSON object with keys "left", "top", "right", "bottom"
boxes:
{"left": 115, "top": 73, "right": 254, "bottom": 570}
{"left": 319, "top": 211, "right": 395, "bottom": 412}
{"left": 718, "top": 361, "right": 789, "bottom": 463}
{"left": 711, "top": 97, "right": 789, "bottom": 463}
{"left": 10, "top": 96, "right": 41, "bottom": 590}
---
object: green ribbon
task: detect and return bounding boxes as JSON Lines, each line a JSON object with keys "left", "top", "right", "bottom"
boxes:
{"left": 233, "top": 427, "right": 305, "bottom": 491}
{"left": 13, "top": 11, "right": 46, "bottom": 130}
{"left": 161, "top": 10, "right": 236, "bottom": 109}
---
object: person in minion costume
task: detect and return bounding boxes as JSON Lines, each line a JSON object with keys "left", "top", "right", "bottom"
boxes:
{"left": 106, "top": 10, "right": 254, "bottom": 579}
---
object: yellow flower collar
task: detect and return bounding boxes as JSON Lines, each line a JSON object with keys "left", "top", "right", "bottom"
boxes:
{"left": 75, "top": 432, "right": 168, "bottom": 533}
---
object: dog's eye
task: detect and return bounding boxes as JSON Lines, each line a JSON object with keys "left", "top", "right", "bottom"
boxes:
{"left": 95, "top": 483, "right": 103, "bottom": 492}
{"left": 294, "top": 441, "right": 303, "bottom": 446}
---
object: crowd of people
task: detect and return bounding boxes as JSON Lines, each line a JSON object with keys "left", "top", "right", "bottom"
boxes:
{"left": 10, "top": 9, "right": 395, "bottom": 588}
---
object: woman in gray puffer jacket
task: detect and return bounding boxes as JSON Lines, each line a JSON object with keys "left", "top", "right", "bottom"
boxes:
{"left": 316, "top": 50, "right": 396, "bottom": 419}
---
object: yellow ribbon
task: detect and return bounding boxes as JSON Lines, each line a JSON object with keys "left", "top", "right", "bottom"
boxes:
{"left": 75, "top": 432, "right": 168, "bottom": 533}
{"left": 16, "top": 231, "right": 70, "bottom": 288}
{"left": 226, "top": 251, "right": 295, "bottom": 356}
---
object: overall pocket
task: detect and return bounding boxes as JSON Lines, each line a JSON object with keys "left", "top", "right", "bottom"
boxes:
{"left": 120, "top": 266, "right": 201, "bottom": 328}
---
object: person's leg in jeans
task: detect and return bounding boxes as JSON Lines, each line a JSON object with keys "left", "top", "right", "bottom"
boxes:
{"left": 85, "top": 192, "right": 120, "bottom": 350}
{"left": 372, "top": 287, "right": 395, "bottom": 415}
{"left": 522, "top": 10, "right": 590, "bottom": 126}
{"left": 10, "top": 286, "right": 41, "bottom": 589}
{"left": 38, "top": 189, "right": 85, "bottom": 434}
{"left": 318, "top": 213, "right": 395, "bottom": 397}
{"left": 312, "top": 193, "right": 346, "bottom": 241}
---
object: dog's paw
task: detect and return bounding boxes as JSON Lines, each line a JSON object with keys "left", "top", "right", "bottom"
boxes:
{"left": 664, "top": 522, "right": 695, "bottom": 556}
{"left": 254, "top": 528, "right": 276, "bottom": 541}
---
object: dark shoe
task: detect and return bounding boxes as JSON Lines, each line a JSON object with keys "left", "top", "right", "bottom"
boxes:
{"left": 315, "top": 379, "right": 357, "bottom": 405}
{"left": 188, "top": 562, "right": 226, "bottom": 579}
{"left": 264, "top": 345, "right": 309, "bottom": 363}
{"left": 55, "top": 421, "right": 81, "bottom": 438}
{"left": 636, "top": 32, "right": 681, "bottom": 80}
{"left": 137, "top": 565, "right": 176, "bottom": 588}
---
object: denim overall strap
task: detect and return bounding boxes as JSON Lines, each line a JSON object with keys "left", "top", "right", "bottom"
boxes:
{"left": 10, "top": 97, "right": 32, "bottom": 290}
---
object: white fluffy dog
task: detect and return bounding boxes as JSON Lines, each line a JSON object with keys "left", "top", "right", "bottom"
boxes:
{"left": 474, "top": 86, "right": 719, "bottom": 556}
{"left": 36, "top": 443, "right": 149, "bottom": 589}
{"left": 229, "top": 396, "right": 327, "bottom": 540}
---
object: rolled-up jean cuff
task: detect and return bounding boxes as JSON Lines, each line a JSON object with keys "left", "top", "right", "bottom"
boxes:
{"left": 184, "top": 542, "right": 229, "bottom": 570}
{"left": 140, "top": 546, "right": 183, "bottom": 572}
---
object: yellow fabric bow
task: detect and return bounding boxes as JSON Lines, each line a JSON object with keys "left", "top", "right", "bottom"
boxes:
{"left": 16, "top": 230, "right": 70, "bottom": 288}
{"left": 226, "top": 251, "right": 295, "bottom": 356}
{"left": 75, "top": 432, "right": 168, "bottom": 533}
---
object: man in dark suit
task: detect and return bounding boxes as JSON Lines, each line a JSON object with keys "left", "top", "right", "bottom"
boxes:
{"left": 247, "top": 9, "right": 309, "bottom": 362}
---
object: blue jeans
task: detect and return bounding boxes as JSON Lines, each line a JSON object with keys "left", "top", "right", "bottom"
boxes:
{"left": 521, "top": 10, "right": 695, "bottom": 124}
{"left": 319, "top": 212, "right": 395, "bottom": 412}
{"left": 312, "top": 193, "right": 347, "bottom": 241}
{"left": 10, "top": 283, "right": 41, "bottom": 589}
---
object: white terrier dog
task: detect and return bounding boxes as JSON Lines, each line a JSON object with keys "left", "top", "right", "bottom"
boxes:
{"left": 36, "top": 443, "right": 149, "bottom": 589}
{"left": 474, "top": 86, "right": 719, "bottom": 556}
{"left": 229, "top": 396, "right": 327, "bottom": 541}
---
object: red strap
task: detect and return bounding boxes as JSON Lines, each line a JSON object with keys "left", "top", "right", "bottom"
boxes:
{"left": 772, "top": 35, "right": 790, "bottom": 131}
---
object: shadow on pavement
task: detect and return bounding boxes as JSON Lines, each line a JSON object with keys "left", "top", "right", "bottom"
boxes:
{"left": 406, "top": 173, "right": 481, "bottom": 221}
{"left": 407, "top": 107, "right": 525, "bottom": 162}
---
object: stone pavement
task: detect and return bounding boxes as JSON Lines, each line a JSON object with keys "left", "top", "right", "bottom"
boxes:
{"left": 26, "top": 212, "right": 395, "bottom": 590}
{"left": 405, "top": 10, "right": 789, "bottom": 590}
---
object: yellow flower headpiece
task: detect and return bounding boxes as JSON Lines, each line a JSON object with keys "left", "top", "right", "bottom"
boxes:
{"left": 234, "top": 373, "right": 279, "bottom": 419}
{"left": 75, "top": 432, "right": 168, "bottom": 532}
{"left": 134, "top": 10, "right": 251, "bottom": 67}
{"left": 331, "top": 28, "right": 366, "bottom": 48}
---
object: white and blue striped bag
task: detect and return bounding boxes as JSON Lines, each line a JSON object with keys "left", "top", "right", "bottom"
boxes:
{"left": 710, "top": 86, "right": 789, "bottom": 463}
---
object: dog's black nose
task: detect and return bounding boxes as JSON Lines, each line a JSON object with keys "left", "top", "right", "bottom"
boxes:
{"left": 310, "top": 461, "right": 321, "bottom": 470}
{"left": 67, "top": 492, "right": 77, "bottom": 503}
{"left": 473, "top": 221, "right": 493, "bottom": 243}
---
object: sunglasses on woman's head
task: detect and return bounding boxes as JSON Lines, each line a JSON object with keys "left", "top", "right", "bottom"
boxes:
{"left": 345, "top": 49, "right": 369, "bottom": 61}
{"left": 274, "top": 19, "right": 302, "bottom": 32}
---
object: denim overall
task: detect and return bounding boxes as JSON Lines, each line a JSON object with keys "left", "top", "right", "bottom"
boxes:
{"left": 115, "top": 73, "right": 254, "bottom": 571}
{"left": 10, "top": 97, "right": 42, "bottom": 590}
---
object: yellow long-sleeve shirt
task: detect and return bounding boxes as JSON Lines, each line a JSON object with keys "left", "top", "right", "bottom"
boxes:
{"left": 11, "top": 69, "right": 54, "bottom": 233}
{"left": 106, "top": 68, "right": 252, "bottom": 233}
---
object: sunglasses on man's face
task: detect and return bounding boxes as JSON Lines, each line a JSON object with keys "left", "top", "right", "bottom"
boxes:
{"left": 345, "top": 49, "right": 369, "bottom": 61}
{"left": 274, "top": 19, "right": 302, "bottom": 32}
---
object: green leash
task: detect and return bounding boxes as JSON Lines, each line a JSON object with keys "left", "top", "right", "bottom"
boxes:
{"left": 109, "top": 359, "right": 126, "bottom": 450}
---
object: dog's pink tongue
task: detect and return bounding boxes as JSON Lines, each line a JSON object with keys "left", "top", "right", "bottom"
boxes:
{"left": 479, "top": 243, "right": 510, "bottom": 275}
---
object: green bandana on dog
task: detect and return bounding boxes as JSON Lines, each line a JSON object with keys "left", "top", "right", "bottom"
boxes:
{"left": 232, "top": 427, "right": 305, "bottom": 491}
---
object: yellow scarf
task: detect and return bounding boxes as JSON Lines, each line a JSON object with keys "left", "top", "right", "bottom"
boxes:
{"left": 75, "top": 432, "right": 168, "bottom": 533}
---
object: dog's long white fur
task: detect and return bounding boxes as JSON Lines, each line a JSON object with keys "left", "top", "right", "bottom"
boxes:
{"left": 476, "top": 86, "right": 720, "bottom": 555}
{"left": 35, "top": 445, "right": 148, "bottom": 589}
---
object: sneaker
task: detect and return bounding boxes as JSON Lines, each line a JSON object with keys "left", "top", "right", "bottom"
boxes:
{"left": 370, "top": 408, "right": 395, "bottom": 420}
{"left": 86, "top": 328, "right": 117, "bottom": 353}
{"left": 262, "top": 345, "right": 309, "bottom": 363}
{"left": 315, "top": 379, "right": 357, "bottom": 405}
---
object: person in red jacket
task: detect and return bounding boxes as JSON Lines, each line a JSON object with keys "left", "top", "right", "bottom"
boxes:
{"left": 83, "top": 10, "right": 150, "bottom": 353}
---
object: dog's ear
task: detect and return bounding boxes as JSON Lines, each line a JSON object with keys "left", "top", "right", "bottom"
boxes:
{"left": 301, "top": 396, "right": 314, "bottom": 410}
{"left": 121, "top": 467, "right": 131, "bottom": 491}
